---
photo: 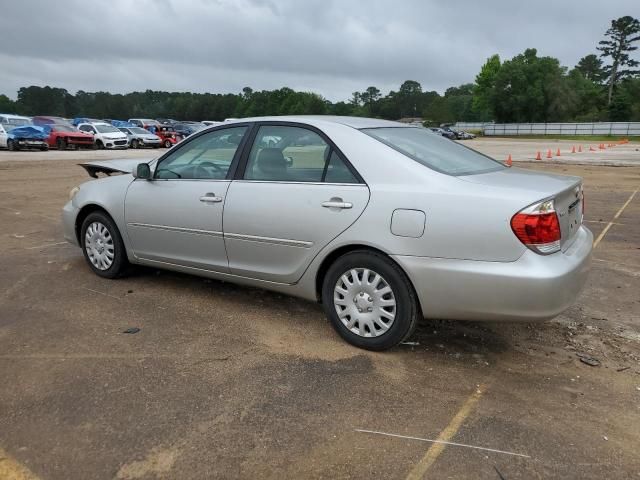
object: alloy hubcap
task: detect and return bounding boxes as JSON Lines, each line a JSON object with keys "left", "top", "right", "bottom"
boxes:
{"left": 334, "top": 268, "right": 396, "bottom": 338}
{"left": 85, "top": 221, "right": 115, "bottom": 270}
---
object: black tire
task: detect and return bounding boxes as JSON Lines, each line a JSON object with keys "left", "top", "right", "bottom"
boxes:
{"left": 95, "top": 140, "right": 104, "bottom": 150}
{"left": 7, "top": 139, "right": 17, "bottom": 151}
{"left": 80, "top": 211, "right": 129, "bottom": 279}
{"left": 163, "top": 139, "right": 172, "bottom": 148}
{"left": 321, "top": 250, "right": 419, "bottom": 351}
{"left": 57, "top": 137, "right": 67, "bottom": 150}
{"left": 131, "top": 139, "right": 139, "bottom": 149}
{"left": 40, "top": 145, "right": 49, "bottom": 151}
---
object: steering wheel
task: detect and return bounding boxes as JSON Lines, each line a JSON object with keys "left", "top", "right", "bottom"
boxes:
{"left": 195, "top": 161, "right": 224, "bottom": 179}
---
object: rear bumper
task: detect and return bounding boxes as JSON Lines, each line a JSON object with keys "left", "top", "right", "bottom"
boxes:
{"left": 392, "top": 226, "right": 593, "bottom": 322}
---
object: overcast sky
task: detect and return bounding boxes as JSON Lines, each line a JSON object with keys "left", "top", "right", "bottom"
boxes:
{"left": 1, "top": 0, "right": 637, "bottom": 102}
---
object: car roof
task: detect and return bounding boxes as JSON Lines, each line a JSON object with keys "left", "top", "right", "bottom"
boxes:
{"left": 0, "top": 114, "right": 30, "bottom": 120}
{"left": 222, "top": 115, "right": 411, "bottom": 129}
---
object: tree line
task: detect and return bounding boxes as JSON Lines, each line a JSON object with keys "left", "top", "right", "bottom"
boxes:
{"left": 0, "top": 15, "right": 637, "bottom": 125}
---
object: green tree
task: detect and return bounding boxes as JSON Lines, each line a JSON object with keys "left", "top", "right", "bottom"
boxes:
{"left": 575, "top": 54, "right": 605, "bottom": 83}
{"left": 0, "top": 94, "right": 15, "bottom": 112}
{"left": 397, "top": 80, "right": 422, "bottom": 117}
{"left": 597, "top": 15, "right": 640, "bottom": 105}
{"left": 472, "top": 54, "right": 501, "bottom": 120}
{"left": 359, "top": 86, "right": 381, "bottom": 115}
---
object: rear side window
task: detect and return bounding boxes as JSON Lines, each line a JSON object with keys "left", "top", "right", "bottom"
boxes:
{"left": 361, "top": 127, "right": 504, "bottom": 176}
{"left": 244, "top": 125, "right": 359, "bottom": 183}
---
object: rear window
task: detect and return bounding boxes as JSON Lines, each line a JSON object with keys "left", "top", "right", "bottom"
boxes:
{"left": 361, "top": 127, "right": 504, "bottom": 176}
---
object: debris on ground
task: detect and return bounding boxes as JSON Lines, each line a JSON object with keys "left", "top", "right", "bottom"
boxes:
{"left": 122, "top": 327, "right": 141, "bottom": 334}
{"left": 577, "top": 353, "right": 600, "bottom": 366}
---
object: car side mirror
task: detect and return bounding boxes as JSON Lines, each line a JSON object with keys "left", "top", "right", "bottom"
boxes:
{"left": 134, "top": 163, "right": 152, "bottom": 180}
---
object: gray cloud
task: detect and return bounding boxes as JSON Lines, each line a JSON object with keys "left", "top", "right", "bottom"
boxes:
{"left": 1, "top": 0, "right": 638, "bottom": 101}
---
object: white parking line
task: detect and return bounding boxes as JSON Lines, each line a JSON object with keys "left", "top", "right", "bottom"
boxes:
{"left": 593, "top": 188, "right": 638, "bottom": 249}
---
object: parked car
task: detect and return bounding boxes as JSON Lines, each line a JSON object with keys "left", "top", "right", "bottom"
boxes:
{"left": 5, "top": 125, "right": 48, "bottom": 151}
{"left": 44, "top": 124, "right": 94, "bottom": 150}
{"left": 0, "top": 114, "right": 31, "bottom": 127}
{"left": 172, "top": 122, "right": 202, "bottom": 138}
{"left": 118, "top": 126, "right": 162, "bottom": 148}
{"left": 128, "top": 118, "right": 158, "bottom": 128}
{"left": 32, "top": 116, "right": 71, "bottom": 127}
{"left": 429, "top": 127, "right": 456, "bottom": 140}
{"left": 0, "top": 123, "right": 12, "bottom": 148}
{"left": 62, "top": 116, "right": 592, "bottom": 351}
{"left": 77, "top": 122, "right": 128, "bottom": 149}
{"left": 457, "top": 130, "right": 476, "bottom": 140}
{"left": 154, "top": 125, "right": 181, "bottom": 148}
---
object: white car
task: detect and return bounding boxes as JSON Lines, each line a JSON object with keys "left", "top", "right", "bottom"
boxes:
{"left": 77, "top": 122, "right": 128, "bottom": 149}
{"left": 0, "top": 114, "right": 31, "bottom": 127}
{"left": 201, "top": 121, "right": 224, "bottom": 127}
{"left": 0, "top": 123, "right": 10, "bottom": 148}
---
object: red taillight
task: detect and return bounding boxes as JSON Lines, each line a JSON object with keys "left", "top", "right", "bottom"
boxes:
{"left": 511, "top": 200, "right": 561, "bottom": 254}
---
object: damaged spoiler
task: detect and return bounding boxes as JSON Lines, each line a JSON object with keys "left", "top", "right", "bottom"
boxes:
{"left": 79, "top": 159, "right": 153, "bottom": 178}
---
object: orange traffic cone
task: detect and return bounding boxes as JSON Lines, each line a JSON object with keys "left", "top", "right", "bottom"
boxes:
{"left": 556, "top": 148, "right": 561, "bottom": 157}
{"left": 546, "top": 149, "right": 553, "bottom": 159}
{"left": 571, "top": 145, "right": 576, "bottom": 153}
{"left": 578, "top": 145, "right": 583, "bottom": 152}
{"left": 505, "top": 154, "right": 513, "bottom": 166}
{"left": 535, "top": 151, "right": 542, "bottom": 160}
{"left": 599, "top": 143, "right": 605, "bottom": 149}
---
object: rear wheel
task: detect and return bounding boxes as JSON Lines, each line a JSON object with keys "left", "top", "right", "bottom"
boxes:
{"left": 163, "top": 139, "right": 172, "bottom": 148}
{"left": 57, "top": 137, "right": 67, "bottom": 150}
{"left": 321, "top": 250, "right": 419, "bottom": 350}
{"left": 131, "top": 139, "right": 139, "bottom": 149}
{"left": 7, "top": 139, "right": 17, "bottom": 151}
{"left": 80, "top": 212, "right": 129, "bottom": 279}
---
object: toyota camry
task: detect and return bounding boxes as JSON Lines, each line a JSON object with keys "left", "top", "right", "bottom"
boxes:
{"left": 62, "top": 116, "right": 592, "bottom": 350}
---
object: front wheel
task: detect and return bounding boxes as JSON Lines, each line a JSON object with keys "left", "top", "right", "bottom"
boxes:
{"left": 163, "top": 139, "right": 172, "bottom": 148}
{"left": 131, "top": 139, "right": 139, "bottom": 149}
{"left": 7, "top": 139, "right": 17, "bottom": 151}
{"left": 57, "top": 137, "right": 67, "bottom": 150}
{"left": 321, "top": 251, "right": 419, "bottom": 350}
{"left": 80, "top": 212, "right": 129, "bottom": 279}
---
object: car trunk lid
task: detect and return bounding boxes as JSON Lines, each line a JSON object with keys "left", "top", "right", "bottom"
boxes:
{"left": 459, "top": 167, "right": 583, "bottom": 251}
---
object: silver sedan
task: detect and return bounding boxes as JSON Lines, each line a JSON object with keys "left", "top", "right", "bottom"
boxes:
{"left": 62, "top": 116, "right": 592, "bottom": 350}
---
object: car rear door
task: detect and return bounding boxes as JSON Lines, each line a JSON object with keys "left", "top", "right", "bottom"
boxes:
{"left": 223, "top": 123, "right": 370, "bottom": 283}
{"left": 124, "top": 125, "right": 250, "bottom": 272}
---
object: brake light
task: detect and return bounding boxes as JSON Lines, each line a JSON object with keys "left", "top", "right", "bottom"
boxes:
{"left": 511, "top": 199, "right": 561, "bottom": 254}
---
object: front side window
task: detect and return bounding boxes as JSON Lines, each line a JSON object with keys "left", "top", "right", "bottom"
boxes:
{"left": 244, "top": 125, "right": 358, "bottom": 183}
{"left": 362, "top": 127, "right": 504, "bottom": 176}
{"left": 155, "top": 126, "right": 247, "bottom": 180}
{"left": 79, "top": 125, "right": 95, "bottom": 133}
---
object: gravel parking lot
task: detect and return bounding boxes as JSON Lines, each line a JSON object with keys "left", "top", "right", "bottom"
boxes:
{"left": 1, "top": 140, "right": 639, "bottom": 479}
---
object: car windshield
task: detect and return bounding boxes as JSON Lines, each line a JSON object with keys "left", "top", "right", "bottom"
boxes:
{"left": 130, "top": 127, "right": 150, "bottom": 134}
{"left": 95, "top": 124, "right": 120, "bottom": 133}
{"left": 361, "top": 127, "right": 504, "bottom": 176}
{"left": 7, "top": 118, "right": 30, "bottom": 126}
{"left": 53, "top": 125, "right": 76, "bottom": 132}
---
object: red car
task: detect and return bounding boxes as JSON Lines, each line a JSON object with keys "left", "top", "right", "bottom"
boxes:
{"left": 45, "top": 124, "right": 94, "bottom": 150}
{"left": 149, "top": 125, "right": 182, "bottom": 148}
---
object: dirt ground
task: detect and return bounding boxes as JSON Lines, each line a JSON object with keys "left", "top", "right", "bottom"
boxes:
{"left": 0, "top": 143, "right": 639, "bottom": 479}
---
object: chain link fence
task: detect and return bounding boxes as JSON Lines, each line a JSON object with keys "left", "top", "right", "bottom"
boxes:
{"left": 454, "top": 122, "right": 640, "bottom": 136}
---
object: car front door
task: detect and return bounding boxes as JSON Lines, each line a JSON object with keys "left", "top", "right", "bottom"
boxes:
{"left": 124, "top": 125, "right": 250, "bottom": 272}
{"left": 223, "top": 123, "right": 370, "bottom": 283}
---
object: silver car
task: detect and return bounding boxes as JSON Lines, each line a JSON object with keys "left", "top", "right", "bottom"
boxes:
{"left": 118, "top": 127, "right": 162, "bottom": 149}
{"left": 62, "top": 116, "right": 592, "bottom": 350}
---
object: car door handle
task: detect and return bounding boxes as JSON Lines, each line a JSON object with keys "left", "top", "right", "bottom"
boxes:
{"left": 322, "top": 200, "right": 352, "bottom": 209}
{"left": 200, "top": 194, "right": 223, "bottom": 203}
